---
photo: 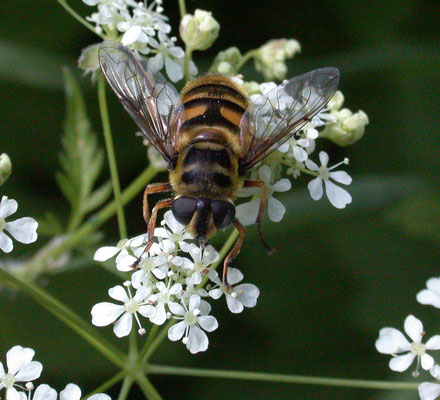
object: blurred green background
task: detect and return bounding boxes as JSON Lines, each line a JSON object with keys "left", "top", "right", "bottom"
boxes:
{"left": 0, "top": 0, "right": 439, "bottom": 399}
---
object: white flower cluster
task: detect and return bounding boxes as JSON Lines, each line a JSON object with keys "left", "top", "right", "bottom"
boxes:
{"left": 82, "top": 0, "right": 195, "bottom": 81}
{"left": 375, "top": 277, "right": 440, "bottom": 400}
{"left": 92, "top": 211, "right": 260, "bottom": 354}
{"left": 0, "top": 345, "right": 109, "bottom": 400}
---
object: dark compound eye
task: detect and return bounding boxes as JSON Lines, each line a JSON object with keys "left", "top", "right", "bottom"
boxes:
{"left": 211, "top": 201, "right": 235, "bottom": 230}
{"left": 172, "top": 197, "right": 198, "bottom": 226}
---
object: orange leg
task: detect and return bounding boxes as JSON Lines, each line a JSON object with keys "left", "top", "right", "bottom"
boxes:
{"left": 132, "top": 197, "right": 173, "bottom": 269}
{"left": 243, "top": 179, "right": 274, "bottom": 255}
{"left": 142, "top": 182, "right": 173, "bottom": 226}
{"left": 223, "top": 218, "right": 246, "bottom": 283}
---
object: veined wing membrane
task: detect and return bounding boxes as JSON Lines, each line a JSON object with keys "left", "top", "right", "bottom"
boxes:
{"left": 239, "top": 67, "right": 340, "bottom": 170}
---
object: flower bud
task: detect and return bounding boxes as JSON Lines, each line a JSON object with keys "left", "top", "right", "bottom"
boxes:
{"left": 211, "top": 47, "right": 242, "bottom": 75}
{"left": 78, "top": 43, "right": 101, "bottom": 81}
{"left": 321, "top": 109, "right": 369, "bottom": 146}
{"left": 180, "top": 9, "right": 220, "bottom": 51}
{"left": 327, "top": 91, "right": 344, "bottom": 112}
{"left": 255, "top": 39, "right": 301, "bottom": 81}
{"left": 0, "top": 153, "right": 12, "bottom": 186}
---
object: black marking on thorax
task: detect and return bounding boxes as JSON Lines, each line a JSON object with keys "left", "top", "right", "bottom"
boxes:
{"left": 183, "top": 145, "right": 232, "bottom": 170}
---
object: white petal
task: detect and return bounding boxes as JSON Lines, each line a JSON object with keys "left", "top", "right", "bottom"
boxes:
{"left": 91, "top": 302, "right": 125, "bottom": 326}
{"left": 426, "top": 336, "right": 440, "bottom": 350}
{"left": 258, "top": 165, "right": 272, "bottom": 183}
{"left": 189, "top": 295, "right": 201, "bottom": 311}
{"left": 133, "top": 286, "right": 151, "bottom": 302}
{"left": 226, "top": 295, "right": 244, "bottom": 313}
{"left": 198, "top": 299, "right": 212, "bottom": 315}
{"left": 34, "top": 384, "right": 57, "bottom": 400}
{"left": 319, "top": 151, "right": 329, "bottom": 167}
{"left": 168, "top": 46, "right": 184, "bottom": 58}
{"left": 389, "top": 353, "right": 415, "bottom": 372}
{"left": 131, "top": 270, "right": 146, "bottom": 289}
{"left": 139, "top": 305, "right": 156, "bottom": 318}
{"left": 93, "top": 246, "right": 119, "bottom": 261}
{"left": 268, "top": 197, "right": 286, "bottom": 222}
{"left": 149, "top": 53, "right": 164, "bottom": 70}
{"left": 236, "top": 200, "right": 259, "bottom": 226}
{"left": 14, "top": 361, "right": 43, "bottom": 382}
{"left": 6, "top": 388, "right": 23, "bottom": 400}
{"left": 307, "top": 177, "right": 323, "bottom": 201}
{"left": 115, "top": 253, "right": 136, "bottom": 272}
{"left": 113, "top": 312, "right": 132, "bottom": 337}
{"left": 108, "top": 286, "right": 129, "bottom": 303}
{"left": 121, "top": 26, "right": 142, "bottom": 45}
{"left": 88, "top": 395, "right": 111, "bottom": 400}
{"left": 226, "top": 268, "right": 243, "bottom": 285}
{"left": 324, "top": 180, "right": 352, "bottom": 209}
{"left": 427, "top": 278, "right": 440, "bottom": 293}
{"left": 0, "top": 231, "right": 13, "bottom": 253}
{"left": 0, "top": 197, "right": 17, "bottom": 219}
{"left": 197, "top": 316, "right": 218, "bottom": 332}
{"left": 273, "top": 179, "right": 291, "bottom": 192}
{"left": 375, "top": 328, "right": 411, "bottom": 354}
{"left": 150, "top": 303, "right": 167, "bottom": 325}
{"left": 419, "top": 382, "right": 440, "bottom": 400}
{"left": 169, "top": 283, "right": 182, "bottom": 295}
{"left": 431, "top": 365, "right": 440, "bottom": 379}
{"left": 404, "top": 315, "right": 423, "bottom": 343}
{"left": 6, "top": 218, "right": 38, "bottom": 244}
{"left": 187, "top": 326, "right": 209, "bottom": 354}
{"left": 6, "top": 346, "right": 35, "bottom": 375}
{"left": 168, "top": 301, "right": 186, "bottom": 316}
{"left": 165, "top": 56, "right": 183, "bottom": 82}
{"left": 235, "top": 284, "right": 259, "bottom": 307}
{"left": 208, "top": 288, "right": 223, "bottom": 300}
{"left": 60, "top": 383, "right": 81, "bottom": 400}
{"left": 168, "top": 321, "right": 186, "bottom": 341}
{"left": 304, "top": 159, "right": 319, "bottom": 171}
{"left": 329, "top": 170, "right": 352, "bottom": 185}
{"left": 422, "top": 353, "right": 435, "bottom": 370}
{"left": 292, "top": 146, "right": 308, "bottom": 162}
{"left": 0, "top": 361, "right": 4, "bottom": 376}
{"left": 417, "top": 289, "right": 440, "bottom": 308}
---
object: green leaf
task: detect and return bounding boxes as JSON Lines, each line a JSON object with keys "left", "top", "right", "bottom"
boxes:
{"left": 57, "top": 68, "right": 108, "bottom": 232}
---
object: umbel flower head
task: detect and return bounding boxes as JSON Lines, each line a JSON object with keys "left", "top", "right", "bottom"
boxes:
{"left": 180, "top": 9, "right": 220, "bottom": 51}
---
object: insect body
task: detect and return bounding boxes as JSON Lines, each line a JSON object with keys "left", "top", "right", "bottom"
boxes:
{"left": 98, "top": 41, "right": 340, "bottom": 282}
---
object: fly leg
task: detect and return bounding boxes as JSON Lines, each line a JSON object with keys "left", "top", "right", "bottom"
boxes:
{"left": 223, "top": 218, "right": 246, "bottom": 284}
{"left": 143, "top": 182, "right": 173, "bottom": 226}
{"left": 243, "top": 179, "right": 274, "bottom": 255}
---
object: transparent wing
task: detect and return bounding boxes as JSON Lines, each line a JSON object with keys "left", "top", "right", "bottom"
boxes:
{"left": 239, "top": 67, "right": 340, "bottom": 170}
{"left": 99, "top": 40, "right": 183, "bottom": 165}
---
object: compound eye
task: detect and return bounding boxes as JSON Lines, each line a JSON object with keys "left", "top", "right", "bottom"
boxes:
{"left": 211, "top": 201, "right": 235, "bottom": 230}
{"left": 172, "top": 197, "right": 197, "bottom": 226}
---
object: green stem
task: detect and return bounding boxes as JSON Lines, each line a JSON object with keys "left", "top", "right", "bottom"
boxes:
{"left": 183, "top": 46, "right": 193, "bottom": 82}
{"left": 178, "top": 0, "right": 186, "bottom": 18}
{"left": 83, "top": 371, "right": 126, "bottom": 399}
{"left": 117, "top": 376, "right": 134, "bottom": 400}
{"left": 98, "top": 76, "right": 127, "bottom": 239}
{"left": 147, "top": 365, "right": 419, "bottom": 391}
{"left": 142, "top": 320, "right": 174, "bottom": 363}
{"left": 57, "top": 0, "right": 106, "bottom": 40}
{"left": 0, "top": 268, "right": 126, "bottom": 369}
{"left": 236, "top": 49, "right": 259, "bottom": 72}
{"left": 135, "top": 374, "right": 164, "bottom": 400}
{"left": 139, "top": 324, "right": 159, "bottom": 361}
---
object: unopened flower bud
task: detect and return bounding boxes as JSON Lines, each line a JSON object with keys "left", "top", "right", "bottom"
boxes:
{"left": 242, "top": 81, "right": 261, "bottom": 96}
{"left": 327, "top": 91, "right": 344, "bottom": 112}
{"left": 211, "top": 47, "right": 242, "bottom": 76}
{"left": 321, "top": 109, "right": 369, "bottom": 146}
{"left": 180, "top": 9, "right": 220, "bottom": 51}
{"left": 78, "top": 43, "right": 101, "bottom": 81}
{"left": 0, "top": 153, "right": 12, "bottom": 186}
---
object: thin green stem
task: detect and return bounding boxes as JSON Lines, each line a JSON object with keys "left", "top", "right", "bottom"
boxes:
{"left": 178, "top": 0, "right": 187, "bottom": 18}
{"left": 183, "top": 46, "right": 193, "bottom": 82}
{"left": 117, "top": 376, "right": 134, "bottom": 400}
{"left": 147, "top": 365, "right": 419, "bottom": 391}
{"left": 142, "top": 320, "right": 174, "bottom": 363}
{"left": 139, "top": 324, "right": 159, "bottom": 361}
{"left": 83, "top": 371, "right": 126, "bottom": 399}
{"left": 135, "top": 375, "right": 164, "bottom": 400}
{"left": 0, "top": 268, "right": 126, "bottom": 368}
{"left": 236, "top": 49, "right": 259, "bottom": 72}
{"left": 57, "top": 0, "right": 105, "bottom": 39}
{"left": 98, "top": 76, "right": 127, "bottom": 239}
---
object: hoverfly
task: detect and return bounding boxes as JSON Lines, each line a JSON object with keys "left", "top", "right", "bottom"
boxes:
{"left": 99, "top": 41, "right": 339, "bottom": 282}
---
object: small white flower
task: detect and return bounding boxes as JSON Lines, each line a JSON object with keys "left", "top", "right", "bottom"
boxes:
{"left": 93, "top": 234, "right": 146, "bottom": 263}
{"left": 419, "top": 365, "right": 440, "bottom": 400}
{"left": 149, "top": 281, "right": 182, "bottom": 325}
{"left": 91, "top": 283, "right": 155, "bottom": 337}
{"left": 186, "top": 244, "right": 219, "bottom": 285}
{"left": 0, "top": 345, "right": 43, "bottom": 400}
{"left": 28, "top": 383, "right": 110, "bottom": 400}
{"left": 168, "top": 295, "right": 218, "bottom": 354}
{"left": 278, "top": 137, "right": 310, "bottom": 162}
{"left": 208, "top": 268, "right": 260, "bottom": 313}
{"left": 0, "top": 196, "right": 38, "bottom": 253}
{"left": 305, "top": 151, "right": 352, "bottom": 209}
{"left": 236, "top": 165, "right": 291, "bottom": 225}
{"left": 375, "top": 315, "right": 440, "bottom": 376}
{"left": 417, "top": 277, "right": 440, "bottom": 308}
{"left": 154, "top": 210, "right": 193, "bottom": 251}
